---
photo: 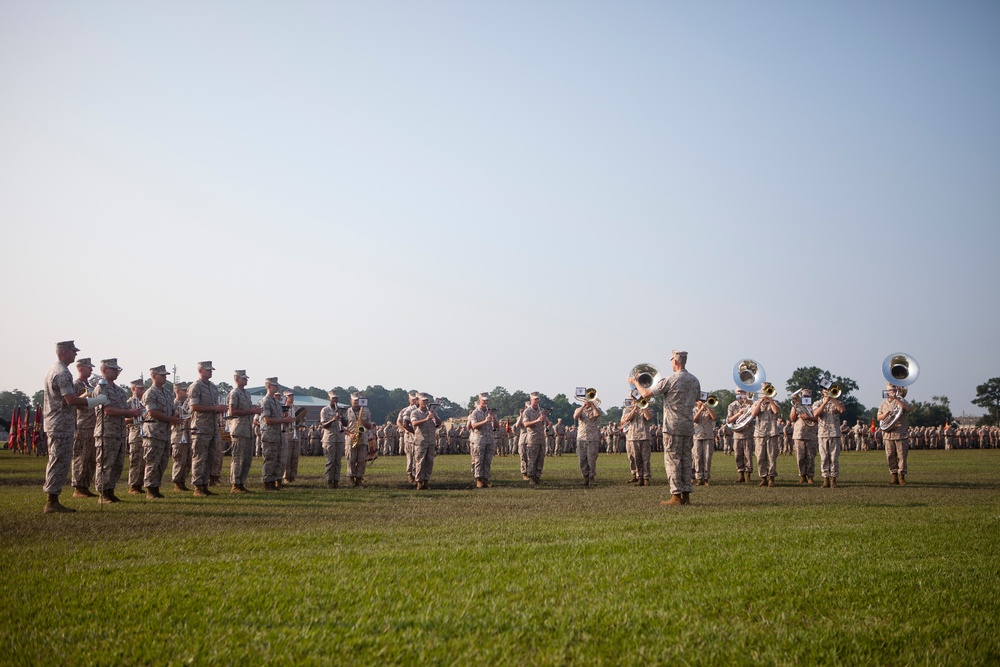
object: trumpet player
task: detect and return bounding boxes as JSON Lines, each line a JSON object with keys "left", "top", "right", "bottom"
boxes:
{"left": 790, "top": 390, "right": 818, "bottom": 483}
{"left": 522, "top": 392, "right": 548, "bottom": 485}
{"left": 727, "top": 390, "right": 755, "bottom": 483}
{"left": 750, "top": 384, "right": 780, "bottom": 487}
{"left": 319, "top": 392, "right": 348, "bottom": 487}
{"left": 878, "top": 383, "right": 911, "bottom": 485}
{"left": 692, "top": 396, "right": 717, "bottom": 485}
{"left": 813, "top": 386, "right": 844, "bottom": 487}
{"left": 227, "top": 370, "right": 261, "bottom": 494}
{"left": 346, "top": 392, "right": 374, "bottom": 486}
{"left": 468, "top": 393, "right": 499, "bottom": 488}
{"left": 410, "top": 393, "right": 442, "bottom": 489}
{"left": 573, "top": 396, "right": 602, "bottom": 485}
{"left": 629, "top": 350, "right": 701, "bottom": 506}
{"left": 621, "top": 396, "right": 653, "bottom": 486}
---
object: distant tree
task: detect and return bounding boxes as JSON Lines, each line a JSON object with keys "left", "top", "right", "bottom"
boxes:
{"left": 599, "top": 406, "right": 622, "bottom": 427}
{"left": 32, "top": 389, "right": 44, "bottom": 407}
{"left": 972, "top": 378, "right": 1000, "bottom": 426}
{"left": 0, "top": 390, "right": 31, "bottom": 420}
{"left": 216, "top": 381, "right": 233, "bottom": 398}
{"left": 293, "top": 385, "right": 329, "bottom": 400}
{"left": 907, "top": 398, "right": 953, "bottom": 427}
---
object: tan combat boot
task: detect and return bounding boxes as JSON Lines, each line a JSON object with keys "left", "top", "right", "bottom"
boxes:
{"left": 43, "top": 493, "right": 75, "bottom": 514}
{"left": 830, "top": 477, "right": 837, "bottom": 488}
{"left": 193, "top": 485, "right": 210, "bottom": 497}
{"left": 146, "top": 487, "right": 163, "bottom": 499}
{"left": 899, "top": 474, "right": 906, "bottom": 485}
{"left": 799, "top": 475, "right": 807, "bottom": 484}
{"left": 660, "top": 494, "right": 683, "bottom": 506}
{"left": 822, "top": 477, "right": 830, "bottom": 488}
{"left": 767, "top": 477, "right": 775, "bottom": 487}
{"left": 890, "top": 473, "right": 899, "bottom": 485}
{"left": 72, "top": 486, "right": 95, "bottom": 499}
{"left": 476, "top": 478, "right": 484, "bottom": 489}
{"left": 757, "top": 477, "right": 767, "bottom": 487}
{"left": 128, "top": 484, "right": 143, "bottom": 495}
{"left": 681, "top": 492, "right": 691, "bottom": 505}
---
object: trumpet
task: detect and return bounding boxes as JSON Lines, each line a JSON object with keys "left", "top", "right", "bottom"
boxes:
{"left": 574, "top": 387, "right": 602, "bottom": 409}
{"left": 699, "top": 392, "right": 719, "bottom": 408}
{"left": 761, "top": 382, "right": 777, "bottom": 399}
{"left": 733, "top": 359, "right": 766, "bottom": 393}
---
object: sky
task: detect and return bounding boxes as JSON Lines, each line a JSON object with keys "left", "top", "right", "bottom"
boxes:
{"left": 1, "top": 1, "right": 998, "bottom": 415}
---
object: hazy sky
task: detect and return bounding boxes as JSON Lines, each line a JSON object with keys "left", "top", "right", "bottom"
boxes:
{"left": 1, "top": 1, "right": 998, "bottom": 415}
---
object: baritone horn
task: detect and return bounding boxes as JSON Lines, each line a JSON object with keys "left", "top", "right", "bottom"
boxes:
{"left": 630, "top": 363, "right": 661, "bottom": 389}
{"left": 733, "top": 359, "right": 766, "bottom": 393}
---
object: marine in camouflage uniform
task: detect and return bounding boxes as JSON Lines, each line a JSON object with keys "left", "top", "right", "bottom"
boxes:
{"left": 126, "top": 379, "right": 147, "bottom": 493}
{"left": 409, "top": 393, "right": 442, "bottom": 489}
{"left": 727, "top": 391, "right": 755, "bottom": 482}
{"left": 142, "top": 365, "right": 181, "bottom": 498}
{"left": 751, "top": 387, "right": 780, "bottom": 486}
{"left": 188, "top": 361, "right": 226, "bottom": 495}
{"left": 319, "top": 392, "right": 347, "bottom": 487}
{"left": 692, "top": 399, "right": 716, "bottom": 485}
{"left": 813, "top": 389, "right": 844, "bottom": 487}
{"left": 877, "top": 383, "right": 911, "bottom": 484}
{"left": 92, "top": 358, "right": 138, "bottom": 503}
{"left": 169, "top": 383, "right": 192, "bottom": 491}
{"left": 468, "top": 393, "right": 499, "bottom": 488}
{"left": 621, "top": 398, "right": 653, "bottom": 485}
{"left": 632, "top": 350, "right": 700, "bottom": 505}
{"left": 554, "top": 419, "right": 566, "bottom": 456}
{"left": 345, "top": 392, "right": 374, "bottom": 486}
{"left": 71, "top": 357, "right": 98, "bottom": 498}
{"left": 791, "top": 391, "right": 819, "bottom": 483}
{"left": 228, "top": 370, "right": 260, "bottom": 493}
{"left": 397, "top": 391, "right": 420, "bottom": 483}
{"left": 260, "top": 379, "right": 291, "bottom": 489}
{"left": 522, "top": 393, "right": 549, "bottom": 485}
{"left": 42, "top": 341, "right": 97, "bottom": 513}
{"left": 281, "top": 391, "right": 300, "bottom": 484}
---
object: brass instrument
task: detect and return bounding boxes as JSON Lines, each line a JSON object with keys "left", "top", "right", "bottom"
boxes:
{"left": 699, "top": 392, "right": 719, "bottom": 408}
{"left": 819, "top": 378, "right": 842, "bottom": 399}
{"left": 733, "top": 359, "right": 766, "bottom": 393}
{"left": 761, "top": 382, "right": 777, "bottom": 399}
{"left": 630, "top": 364, "right": 661, "bottom": 389}
{"left": 880, "top": 353, "right": 919, "bottom": 431}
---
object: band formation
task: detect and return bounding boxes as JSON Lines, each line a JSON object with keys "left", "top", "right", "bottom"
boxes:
{"left": 28, "top": 342, "right": 995, "bottom": 514}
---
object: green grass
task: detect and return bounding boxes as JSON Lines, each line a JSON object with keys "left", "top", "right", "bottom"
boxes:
{"left": 1, "top": 449, "right": 999, "bottom": 666}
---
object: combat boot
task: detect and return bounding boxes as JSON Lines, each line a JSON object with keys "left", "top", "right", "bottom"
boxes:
{"left": 98, "top": 489, "right": 113, "bottom": 504}
{"left": 476, "top": 478, "right": 484, "bottom": 489}
{"left": 73, "top": 486, "right": 96, "bottom": 499}
{"left": 681, "top": 492, "right": 691, "bottom": 505}
{"left": 830, "top": 477, "right": 838, "bottom": 488}
{"left": 193, "top": 485, "right": 209, "bottom": 497}
{"left": 485, "top": 480, "right": 492, "bottom": 488}
{"left": 209, "top": 476, "right": 220, "bottom": 487}
{"left": 107, "top": 489, "right": 123, "bottom": 503}
{"left": 43, "top": 494, "right": 75, "bottom": 514}
{"left": 890, "top": 473, "right": 900, "bottom": 485}
{"left": 128, "top": 484, "right": 143, "bottom": 495}
{"left": 660, "top": 494, "right": 683, "bottom": 506}
{"left": 799, "top": 475, "right": 807, "bottom": 484}
{"left": 899, "top": 474, "right": 906, "bottom": 485}
{"left": 263, "top": 480, "right": 278, "bottom": 491}
{"left": 174, "top": 482, "right": 190, "bottom": 492}
{"left": 627, "top": 476, "right": 637, "bottom": 484}
{"left": 737, "top": 472, "right": 745, "bottom": 484}
{"left": 146, "top": 487, "right": 164, "bottom": 499}
{"left": 521, "top": 474, "right": 530, "bottom": 481}
{"left": 230, "top": 485, "right": 242, "bottom": 494}
{"left": 703, "top": 478, "right": 710, "bottom": 486}
{"left": 757, "top": 477, "right": 767, "bottom": 487}
{"left": 822, "top": 477, "right": 830, "bottom": 488}
{"left": 407, "top": 473, "right": 415, "bottom": 484}
{"left": 767, "top": 477, "right": 775, "bottom": 487}
{"left": 807, "top": 476, "right": 814, "bottom": 484}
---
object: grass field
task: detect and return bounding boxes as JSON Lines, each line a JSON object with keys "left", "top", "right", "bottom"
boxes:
{"left": 1, "top": 448, "right": 999, "bottom": 666}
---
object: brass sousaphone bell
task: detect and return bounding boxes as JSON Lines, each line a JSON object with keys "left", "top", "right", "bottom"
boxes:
{"left": 630, "top": 363, "right": 661, "bottom": 389}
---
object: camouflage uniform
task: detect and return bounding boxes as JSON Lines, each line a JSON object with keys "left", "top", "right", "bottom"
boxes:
{"left": 71, "top": 369, "right": 97, "bottom": 491}
{"left": 650, "top": 367, "right": 701, "bottom": 496}
{"left": 728, "top": 398, "right": 755, "bottom": 475}
{"left": 692, "top": 405, "right": 715, "bottom": 482}
{"left": 42, "top": 359, "right": 77, "bottom": 495}
{"left": 575, "top": 403, "right": 602, "bottom": 481}
{"left": 410, "top": 404, "right": 439, "bottom": 485}
{"left": 188, "top": 378, "right": 221, "bottom": 488}
{"left": 815, "top": 398, "right": 843, "bottom": 480}
{"left": 554, "top": 420, "right": 566, "bottom": 455}
{"left": 522, "top": 405, "right": 547, "bottom": 481}
{"left": 170, "top": 393, "right": 192, "bottom": 488}
{"left": 622, "top": 404, "right": 652, "bottom": 483}
{"left": 319, "top": 403, "right": 346, "bottom": 485}
{"left": 93, "top": 379, "right": 128, "bottom": 492}
{"left": 126, "top": 388, "right": 145, "bottom": 489}
{"left": 228, "top": 386, "right": 255, "bottom": 487}
{"left": 260, "top": 391, "right": 284, "bottom": 484}
{"left": 879, "top": 397, "right": 909, "bottom": 478}
{"left": 346, "top": 405, "right": 373, "bottom": 481}
{"left": 792, "top": 402, "right": 818, "bottom": 480}
{"left": 399, "top": 403, "right": 418, "bottom": 480}
{"left": 142, "top": 382, "right": 174, "bottom": 490}
{"left": 468, "top": 407, "right": 497, "bottom": 484}
{"left": 753, "top": 399, "right": 780, "bottom": 481}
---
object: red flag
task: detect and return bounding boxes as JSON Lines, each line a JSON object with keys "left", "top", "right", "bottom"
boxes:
{"left": 6, "top": 407, "right": 17, "bottom": 450}
{"left": 869, "top": 417, "right": 876, "bottom": 434}
{"left": 16, "top": 408, "right": 26, "bottom": 454}
{"left": 32, "top": 406, "right": 41, "bottom": 453}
